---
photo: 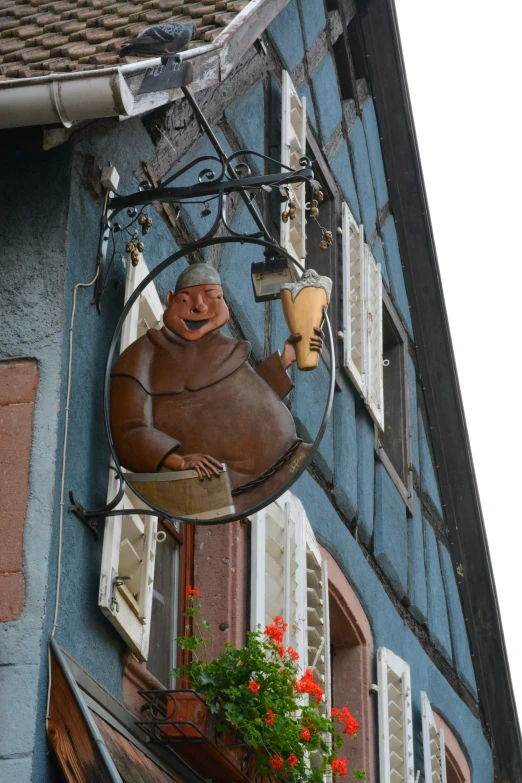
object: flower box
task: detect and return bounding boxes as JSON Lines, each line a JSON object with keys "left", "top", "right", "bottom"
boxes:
{"left": 137, "top": 688, "right": 271, "bottom": 783}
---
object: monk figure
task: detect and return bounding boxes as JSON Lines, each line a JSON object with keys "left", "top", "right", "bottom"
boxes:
{"left": 110, "top": 264, "right": 323, "bottom": 514}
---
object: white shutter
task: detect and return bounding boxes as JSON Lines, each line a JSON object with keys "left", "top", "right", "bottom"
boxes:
{"left": 364, "top": 245, "right": 384, "bottom": 430}
{"left": 421, "top": 692, "right": 447, "bottom": 783}
{"left": 121, "top": 253, "right": 163, "bottom": 348}
{"left": 251, "top": 496, "right": 331, "bottom": 780}
{"left": 281, "top": 70, "right": 307, "bottom": 268}
{"left": 342, "top": 202, "right": 366, "bottom": 396}
{"left": 341, "top": 210, "right": 384, "bottom": 428}
{"left": 304, "top": 518, "right": 331, "bottom": 708}
{"left": 377, "top": 647, "right": 414, "bottom": 783}
{"left": 99, "top": 255, "right": 164, "bottom": 661}
{"left": 250, "top": 492, "right": 306, "bottom": 659}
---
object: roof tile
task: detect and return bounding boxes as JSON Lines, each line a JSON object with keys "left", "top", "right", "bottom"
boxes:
{"left": 0, "top": 0, "right": 249, "bottom": 78}
{"left": 49, "top": 19, "right": 85, "bottom": 32}
{"left": 36, "top": 31, "right": 67, "bottom": 46}
{"left": 40, "top": 54, "right": 70, "bottom": 68}
{"left": 18, "top": 44, "right": 49, "bottom": 61}
{"left": 0, "top": 17, "right": 19, "bottom": 30}
{"left": 0, "top": 37, "right": 21, "bottom": 52}
{"left": 15, "top": 21, "right": 40, "bottom": 35}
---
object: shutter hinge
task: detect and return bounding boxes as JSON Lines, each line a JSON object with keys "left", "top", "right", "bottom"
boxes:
{"left": 111, "top": 570, "right": 130, "bottom": 613}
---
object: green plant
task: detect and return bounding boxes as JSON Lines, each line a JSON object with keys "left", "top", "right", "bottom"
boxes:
{"left": 171, "top": 587, "right": 366, "bottom": 781}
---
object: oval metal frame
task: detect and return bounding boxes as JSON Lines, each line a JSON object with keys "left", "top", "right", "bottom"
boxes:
{"left": 104, "top": 235, "right": 335, "bottom": 525}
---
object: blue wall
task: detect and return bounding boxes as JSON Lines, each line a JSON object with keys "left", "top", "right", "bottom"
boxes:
{"left": 0, "top": 143, "right": 71, "bottom": 783}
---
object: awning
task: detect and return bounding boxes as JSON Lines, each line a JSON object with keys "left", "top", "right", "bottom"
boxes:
{"left": 47, "top": 639, "right": 203, "bottom": 783}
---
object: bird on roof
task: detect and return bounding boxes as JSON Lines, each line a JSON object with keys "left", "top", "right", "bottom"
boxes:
{"left": 119, "top": 20, "right": 197, "bottom": 58}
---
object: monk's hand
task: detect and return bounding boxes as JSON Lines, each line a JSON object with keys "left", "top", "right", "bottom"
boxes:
{"left": 281, "top": 332, "right": 302, "bottom": 369}
{"left": 309, "top": 326, "right": 324, "bottom": 353}
{"left": 163, "top": 452, "right": 223, "bottom": 480}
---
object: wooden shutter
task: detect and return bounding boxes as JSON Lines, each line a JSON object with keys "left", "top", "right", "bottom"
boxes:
{"left": 421, "top": 692, "right": 447, "bottom": 783}
{"left": 281, "top": 70, "right": 307, "bottom": 268}
{"left": 250, "top": 492, "right": 306, "bottom": 658}
{"left": 99, "top": 255, "right": 164, "bottom": 661}
{"left": 342, "top": 202, "right": 366, "bottom": 397}
{"left": 377, "top": 647, "right": 414, "bottom": 783}
{"left": 364, "top": 245, "right": 384, "bottom": 430}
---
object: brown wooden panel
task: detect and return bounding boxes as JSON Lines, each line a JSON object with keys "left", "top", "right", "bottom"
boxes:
{"left": 47, "top": 646, "right": 116, "bottom": 783}
{"left": 93, "top": 714, "right": 179, "bottom": 783}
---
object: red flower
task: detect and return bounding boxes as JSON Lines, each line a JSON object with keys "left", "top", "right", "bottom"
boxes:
{"left": 186, "top": 585, "right": 200, "bottom": 597}
{"left": 288, "top": 754, "right": 298, "bottom": 769}
{"left": 294, "top": 668, "right": 324, "bottom": 704}
{"left": 331, "top": 756, "right": 349, "bottom": 779}
{"left": 276, "top": 642, "right": 285, "bottom": 658}
{"left": 269, "top": 755, "right": 284, "bottom": 771}
{"left": 331, "top": 706, "right": 360, "bottom": 737}
{"left": 248, "top": 680, "right": 260, "bottom": 694}
{"left": 287, "top": 646, "right": 299, "bottom": 661}
{"left": 265, "top": 615, "right": 288, "bottom": 643}
{"left": 266, "top": 708, "right": 275, "bottom": 725}
{"left": 299, "top": 728, "right": 311, "bottom": 741}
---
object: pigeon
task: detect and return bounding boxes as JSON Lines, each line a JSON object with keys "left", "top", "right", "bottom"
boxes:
{"left": 119, "top": 20, "right": 197, "bottom": 58}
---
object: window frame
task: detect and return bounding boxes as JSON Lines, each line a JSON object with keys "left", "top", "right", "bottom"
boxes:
{"left": 146, "top": 520, "right": 195, "bottom": 689}
{"left": 374, "top": 286, "right": 414, "bottom": 515}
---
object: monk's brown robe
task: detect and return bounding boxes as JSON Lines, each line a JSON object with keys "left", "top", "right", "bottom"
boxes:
{"left": 110, "top": 326, "right": 303, "bottom": 501}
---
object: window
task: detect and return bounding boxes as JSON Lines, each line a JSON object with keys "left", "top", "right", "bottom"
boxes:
{"left": 325, "top": 548, "right": 375, "bottom": 778}
{"left": 421, "top": 692, "right": 447, "bottom": 783}
{"left": 280, "top": 70, "right": 307, "bottom": 268}
{"left": 342, "top": 202, "right": 383, "bottom": 428}
{"left": 377, "top": 646, "right": 415, "bottom": 783}
{"left": 376, "top": 288, "right": 413, "bottom": 510}
{"left": 98, "top": 255, "right": 165, "bottom": 662}
{"left": 250, "top": 492, "right": 331, "bottom": 696}
{"left": 342, "top": 207, "right": 412, "bottom": 508}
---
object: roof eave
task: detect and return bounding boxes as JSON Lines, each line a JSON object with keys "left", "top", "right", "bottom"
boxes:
{"left": 0, "top": 0, "right": 288, "bottom": 130}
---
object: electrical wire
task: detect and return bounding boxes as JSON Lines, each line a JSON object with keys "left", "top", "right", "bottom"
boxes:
{"left": 45, "top": 266, "right": 99, "bottom": 729}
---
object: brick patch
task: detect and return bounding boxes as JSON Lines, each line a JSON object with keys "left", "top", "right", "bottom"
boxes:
{"left": 0, "top": 359, "right": 38, "bottom": 622}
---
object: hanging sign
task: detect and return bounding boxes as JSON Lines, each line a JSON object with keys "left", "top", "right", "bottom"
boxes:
{"left": 110, "top": 264, "right": 331, "bottom": 521}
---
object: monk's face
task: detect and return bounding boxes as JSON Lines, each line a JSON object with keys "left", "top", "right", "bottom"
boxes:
{"left": 164, "top": 284, "right": 229, "bottom": 341}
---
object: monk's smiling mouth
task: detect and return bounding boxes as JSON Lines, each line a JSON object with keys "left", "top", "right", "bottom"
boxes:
{"left": 184, "top": 319, "right": 209, "bottom": 331}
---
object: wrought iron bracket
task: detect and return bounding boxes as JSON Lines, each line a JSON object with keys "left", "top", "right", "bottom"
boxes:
{"left": 108, "top": 167, "right": 314, "bottom": 214}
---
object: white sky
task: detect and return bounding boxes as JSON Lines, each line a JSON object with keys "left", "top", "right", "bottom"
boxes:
{"left": 394, "top": 1, "right": 522, "bottom": 720}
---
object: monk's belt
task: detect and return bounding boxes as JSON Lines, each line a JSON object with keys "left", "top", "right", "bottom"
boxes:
{"left": 231, "top": 439, "right": 303, "bottom": 496}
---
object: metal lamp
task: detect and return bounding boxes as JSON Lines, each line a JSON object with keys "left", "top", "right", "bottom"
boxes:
{"left": 251, "top": 253, "right": 297, "bottom": 302}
